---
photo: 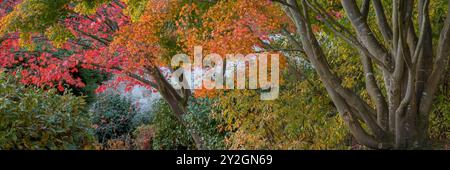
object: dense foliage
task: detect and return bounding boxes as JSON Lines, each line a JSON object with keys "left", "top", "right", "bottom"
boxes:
{"left": 90, "top": 92, "right": 140, "bottom": 146}
{"left": 150, "top": 100, "right": 194, "bottom": 150}
{"left": 217, "top": 70, "right": 350, "bottom": 149}
{"left": 149, "top": 98, "right": 225, "bottom": 150}
{"left": 429, "top": 74, "right": 450, "bottom": 148}
{"left": 0, "top": 0, "right": 449, "bottom": 150}
{"left": 0, "top": 72, "right": 95, "bottom": 149}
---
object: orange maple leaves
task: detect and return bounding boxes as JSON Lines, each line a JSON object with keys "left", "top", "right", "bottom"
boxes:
{"left": 103, "top": 0, "right": 290, "bottom": 97}
{"left": 112, "top": 0, "right": 290, "bottom": 67}
{"left": 178, "top": 0, "right": 290, "bottom": 57}
{"left": 110, "top": 0, "right": 178, "bottom": 71}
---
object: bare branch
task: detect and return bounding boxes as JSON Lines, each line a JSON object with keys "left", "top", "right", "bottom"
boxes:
{"left": 420, "top": 1, "right": 450, "bottom": 116}
{"left": 341, "top": 0, "right": 394, "bottom": 71}
{"left": 372, "top": 0, "right": 392, "bottom": 45}
{"left": 360, "top": 0, "right": 371, "bottom": 21}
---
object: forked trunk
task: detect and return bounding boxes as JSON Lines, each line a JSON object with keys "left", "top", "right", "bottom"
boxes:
{"left": 280, "top": 0, "right": 450, "bottom": 149}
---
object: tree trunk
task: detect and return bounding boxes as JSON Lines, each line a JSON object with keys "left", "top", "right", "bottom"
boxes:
{"left": 279, "top": 0, "right": 450, "bottom": 149}
{"left": 147, "top": 66, "right": 208, "bottom": 150}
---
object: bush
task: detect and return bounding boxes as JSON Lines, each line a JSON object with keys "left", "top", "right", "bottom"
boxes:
{"left": 0, "top": 72, "right": 96, "bottom": 150}
{"left": 133, "top": 125, "right": 155, "bottom": 150}
{"left": 70, "top": 68, "right": 110, "bottom": 104}
{"left": 217, "top": 72, "right": 350, "bottom": 150}
{"left": 143, "top": 98, "right": 226, "bottom": 150}
{"left": 150, "top": 100, "right": 194, "bottom": 150}
{"left": 429, "top": 73, "right": 450, "bottom": 149}
{"left": 185, "top": 98, "right": 226, "bottom": 149}
{"left": 90, "top": 92, "right": 140, "bottom": 146}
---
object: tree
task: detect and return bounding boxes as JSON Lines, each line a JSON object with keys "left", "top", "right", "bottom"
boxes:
{"left": 0, "top": 0, "right": 128, "bottom": 91}
{"left": 77, "top": 0, "right": 286, "bottom": 149}
{"left": 186, "top": 0, "right": 449, "bottom": 149}
{"left": 0, "top": 0, "right": 226, "bottom": 149}
{"left": 270, "top": 0, "right": 450, "bottom": 149}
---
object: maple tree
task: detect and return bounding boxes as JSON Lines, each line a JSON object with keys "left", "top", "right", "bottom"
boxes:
{"left": 107, "top": 0, "right": 288, "bottom": 149}
{"left": 0, "top": 0, "right": 129, "bottom": 92}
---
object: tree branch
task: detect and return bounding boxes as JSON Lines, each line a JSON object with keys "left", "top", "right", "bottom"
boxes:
{"left": 372, "top": 0, "right": 393, "bottom": 45}
{"left": 360, "top": 0, "right": 371, "bottom": 21}
{"left": 420, "top": 1, "right": 450, "bottom": 116}
{"left": 341, "top": 0, "right": 394, "bottom": 72}
{"left": 286, "top": 0, "right": 387, "bottom": 140}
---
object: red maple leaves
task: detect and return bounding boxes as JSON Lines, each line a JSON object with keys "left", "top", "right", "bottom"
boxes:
{"left": 0, "top": 1, "right": 129, "bottom": 91}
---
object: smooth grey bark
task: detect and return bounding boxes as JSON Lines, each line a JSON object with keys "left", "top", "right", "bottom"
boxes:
{"left": 277, "top": 0, "right": 449, "bottom": 149}
{"left": 146, "top": 66, "right": 208, "bottom": 150}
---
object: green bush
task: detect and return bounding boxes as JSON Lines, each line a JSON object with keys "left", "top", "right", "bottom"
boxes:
{"left": 216, "top": 68, "right": 350, "bottom": 149}
{"left": 0, "top": 72, "right": 96, "bottom": 150}
{"left": 150, "top": 100, "right": 194, "bottom": 150}
{"left": 429, "top": 75, "right": 450, "bottom": 148}
{"left": 185, "top": 98, "right": 226, "bottom": 149}
{"left": 146, "top": 98, "right": 226, "bottom": 150}
{"left": 90, "top": 93, "right": 140, "bottom": 145}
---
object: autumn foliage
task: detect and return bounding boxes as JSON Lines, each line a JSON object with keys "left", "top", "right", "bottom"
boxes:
{"left": 1, "top": 0, "right": 449, "bottom": 150}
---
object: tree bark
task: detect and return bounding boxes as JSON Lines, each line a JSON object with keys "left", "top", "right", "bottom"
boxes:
{"left": 146, "top": 66, "right": 208, "bottom": 150}
{"left": 277, "top": 0, "right": 450, "bottom": 149}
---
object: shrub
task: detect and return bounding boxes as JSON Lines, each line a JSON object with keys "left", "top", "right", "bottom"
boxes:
{"left": 132, "top": 125, "right": 155, "bottom": 150}
{"left": 185, "top": 98, "right": 226, "bottom": 149}
{"left": 217, "top": 73, "right": 350, "bottom": 150}
{"left": 0, "top": 72, "right": 96, "bottom": 150}
{"left": 145, "top": 98, "right": 226, "bottom": 150}
{"left": 90, "top": 92, "right": 139, "bottom": 146}
{"left": 70, "top": 68, "right": 110, "bottom": 104}
{"left": 150, "top": 100, "right": 194, "bottom": 150}
{"left": 429, "top": 74, "right": 450, "bottom": 149}
{"left": 104, "top": 138, "right": 132, "bottom": 150}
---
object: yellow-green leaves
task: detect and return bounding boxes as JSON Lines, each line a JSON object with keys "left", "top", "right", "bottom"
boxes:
{"left": 0, "top": 0, "right": 69, "bottom": 33}
{"left": 45, "top": 24, "right": 75, "bottom": 48}
{"left": 122, "top": 0, "right": 149, "bottom": 22}
{"left": 0, "top": 0, "right": 111, "bottom": 42}
{"left": 217, "top": 78, "right": 350, "bottom": 149}
{"left": 18, "top": 32, "right": 35, "bottom": 49}
{"left": 74, "top": 0, "right": 111, "bottom": 15}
